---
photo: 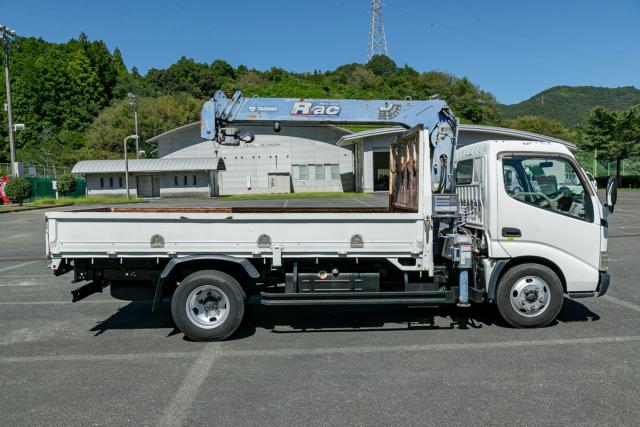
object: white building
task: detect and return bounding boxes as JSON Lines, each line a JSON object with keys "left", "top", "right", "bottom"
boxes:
{"left": 73, "top": 122, "right": 576, "bottom": 198}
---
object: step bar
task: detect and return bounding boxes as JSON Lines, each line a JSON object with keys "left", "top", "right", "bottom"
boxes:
{"left": 260, "top": 290, "right": 456, "bottom": 306}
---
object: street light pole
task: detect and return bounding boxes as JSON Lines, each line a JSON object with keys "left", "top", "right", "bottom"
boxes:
{"left": 123, "top": 135, "right": 138, "bottom": 199}
{"left": 1, "top": 25, "right": 18, "bottom": 176}
{"left": 128, "top": 93, "right": 139, "bottom": 158}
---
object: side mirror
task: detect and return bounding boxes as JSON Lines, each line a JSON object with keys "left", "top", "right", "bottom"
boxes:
{"left": 605, "top": 176, "right": 617, "bottom": 213}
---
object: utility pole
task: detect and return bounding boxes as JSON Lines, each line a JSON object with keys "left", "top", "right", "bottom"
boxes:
{"left": 1, "top": 25, "right": 18, "bottom": 176}
{"left": 368, "top": 0, "right": 389, "bottom": 60}
{"left": 128, "top": 93, "right": 139, "bottom": 158}
{"left": 123, "top": 135, "right": 138, "bottom": 199}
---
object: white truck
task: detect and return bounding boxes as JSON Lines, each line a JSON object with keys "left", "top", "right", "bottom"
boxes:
{"left": 45, "top": 92, "right": 617, "bottom": 341}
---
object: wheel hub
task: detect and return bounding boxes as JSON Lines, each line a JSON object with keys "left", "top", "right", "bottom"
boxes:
{"left": 186, "top": 285, "right": 230, "bottom": 329}
{"left": 509, "top": 276, "right": 550, "bottom": 318}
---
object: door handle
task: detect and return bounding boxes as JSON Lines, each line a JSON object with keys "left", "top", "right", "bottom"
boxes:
{"left": 502, "top": 227, "right": 521, "bottom": 238}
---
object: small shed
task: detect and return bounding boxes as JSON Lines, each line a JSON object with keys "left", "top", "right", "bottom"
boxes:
{"left": 72, "top": 157, "right": 219, "bottom": 198}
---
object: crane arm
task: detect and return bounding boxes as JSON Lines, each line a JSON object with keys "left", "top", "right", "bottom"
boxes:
{"left": 200, "top": 90, "right": 458, "bottom": 191}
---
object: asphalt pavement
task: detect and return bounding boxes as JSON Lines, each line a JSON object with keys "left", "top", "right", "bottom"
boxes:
{"left": 0, "top": 192, "right": 639, "bottom": 426}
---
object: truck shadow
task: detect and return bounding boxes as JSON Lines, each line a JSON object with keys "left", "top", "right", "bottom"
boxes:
{"left": 233, "top": 297, "right": 600, "bottom": 339}
{"left": 88, "top": 296, "right": 600, "bottom": 340}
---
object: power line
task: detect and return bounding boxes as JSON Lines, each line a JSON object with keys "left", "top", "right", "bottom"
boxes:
{"left": 368, "top": 0, "right": 388, "bottom": 60}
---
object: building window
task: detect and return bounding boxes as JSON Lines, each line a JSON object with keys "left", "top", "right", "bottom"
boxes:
{"left": 109, "top": 177, "right": 114, "bottom": 187}
{"left": 331, "top": 164, "right": 340, "bottom": 179}
{"left": 183, "top": 176, "right": 188, "bottom": 185}
{"left": 299, "top": 165, "right": 308, "bottom": 180}
{"left": 193, "top": 175, "right": 197, "bottom": 185}
{"left": 119, "top": 177, "right": 123, "bottom": 187}
{"left": 100, "top": 177, "right": 104, "bottom": 188}
{"left": 292, "top": 165, "right": 309, "bottom": 180}
{"left": 313, "top": 164, "right": 325, "bottom": 181}
{"left": 174, "top": 176, "right": 178, "bottom": 186}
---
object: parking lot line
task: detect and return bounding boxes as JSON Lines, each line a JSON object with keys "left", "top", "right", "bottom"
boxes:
{"left": 0, "top": 351, "right": 198, "bottom": 363}
{"left": 0, "top": 261, "right": 38, "bottom": 274}
{"left": 1, "top": 335, "right": 637, "bottom": 365}
{"left": 0, "top": 300, "right": 123, "bottom": 305}
{"left": 221, "top": 335, "right": 640, "bottom": 358}
{"left": 602, "top": 295, "right": 640, "bottom": 314}
{"left": 157, "top": 344, "right": 221, "bottom": 427}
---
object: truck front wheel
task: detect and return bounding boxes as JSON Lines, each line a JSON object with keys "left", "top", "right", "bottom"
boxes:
{"left": 496, "top": 263, "right": 563, "bottom": 328}
{"left": 171, "top": 270, "right": 245, "bottom": 341}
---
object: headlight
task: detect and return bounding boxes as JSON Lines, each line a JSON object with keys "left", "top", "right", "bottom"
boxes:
{"left": 599, "top": 251, "right": 609, "bottom": 272}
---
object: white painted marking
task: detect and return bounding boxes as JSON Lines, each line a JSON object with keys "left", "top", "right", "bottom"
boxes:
{"left": 0, "top": 275, "right": 52, "bottom": 278}
{"left": 0, "top": 352, "right": 198, "bottom": 363}
{"left": 603, "top": 295, "right": 640, "bottom": 314}
{"left": 157, "top": 344, "right": 221, "bottom": 427}
{"left": 223, "top": 335, "right": 640, "bottom": 357}
{"left": 0, "top": 280, "right": 45, "bottom": 287}
{"left": 0, "top": 300, "right": 124, "bottom": 305}
{"left": 0, "top": 336, "right": 637, "bottom": 365}
{"left": 3, "top": 232, "right": 33, "bottom": 241}
{"left": 354, "top": 197, "right": 373, "bottom": 207}
{"left": 0, "top": 261, "right": 38, "bottom": 274}
{"left": 283, "top": 199, "right": 289, "bottom": 208}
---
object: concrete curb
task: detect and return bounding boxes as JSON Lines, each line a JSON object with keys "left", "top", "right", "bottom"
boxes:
{"left": 0, "top": 203, "right": 74, "bottom": 214}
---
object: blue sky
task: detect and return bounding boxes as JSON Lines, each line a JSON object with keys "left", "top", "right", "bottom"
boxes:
{"left": 1, "top": 0, "right": 639, "bottom": 104}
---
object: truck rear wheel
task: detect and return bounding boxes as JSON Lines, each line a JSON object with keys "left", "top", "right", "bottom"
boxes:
{"left": 171, "top": 270, "right": 245, "bottom": 341}
{"left": 496, "top": 263, "right": 563, "bottom": 328}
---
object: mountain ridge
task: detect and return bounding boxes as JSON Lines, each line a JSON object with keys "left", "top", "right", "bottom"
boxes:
{"left": 499, "top": 85, "right": 640, "bottom": 127}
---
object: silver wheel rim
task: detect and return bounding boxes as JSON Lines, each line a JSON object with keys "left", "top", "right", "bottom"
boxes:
{"left": 509, "top": 276, "right": 551, "bottom": 318}
{"left": 185, "top": 285, "right": 230, "bottom": 329}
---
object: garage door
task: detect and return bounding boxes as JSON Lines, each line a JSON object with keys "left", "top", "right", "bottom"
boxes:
{"left": 137, "top": 175, "right": 153, "bottom": 198}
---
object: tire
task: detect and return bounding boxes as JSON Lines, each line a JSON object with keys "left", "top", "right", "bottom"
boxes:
{"left": 496, "top": 263, "right": 563, "bottom": 328}
{"left": 171, "top": 270, "right": 245, "bottom": 341}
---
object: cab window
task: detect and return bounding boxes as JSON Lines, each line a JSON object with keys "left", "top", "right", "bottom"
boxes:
{"left": 502, "top": 156, "right": 592, "bottom": 221}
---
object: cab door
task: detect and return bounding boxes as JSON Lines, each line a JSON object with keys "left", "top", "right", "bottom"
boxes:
{"left": 496, "top": 154, "right": 601, "bottom": 292}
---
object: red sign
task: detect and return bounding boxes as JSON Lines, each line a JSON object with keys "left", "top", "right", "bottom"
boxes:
{"left": 0, "top": 176, "right": 10, "bottom": 203}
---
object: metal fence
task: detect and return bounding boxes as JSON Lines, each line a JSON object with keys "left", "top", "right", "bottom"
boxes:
{"left": 575, "top": 153, "right": 640, "bottom": 177}
{"left": 26, "top": 177, "right": 86, "bottom": 200}
{"left": 0, "top": 162, "right": 72, "bottom": 178}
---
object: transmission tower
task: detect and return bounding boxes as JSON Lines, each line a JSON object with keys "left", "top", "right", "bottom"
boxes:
{"left": 368, "top": 0, "right": 388, "bottom": 60}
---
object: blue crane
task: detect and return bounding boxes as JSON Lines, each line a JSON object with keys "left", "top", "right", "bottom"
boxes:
{"left": 200, "top": 90, "right": 458, "bottom": 191}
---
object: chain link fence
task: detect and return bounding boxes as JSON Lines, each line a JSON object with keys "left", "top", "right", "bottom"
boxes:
{"left": 0, "top": 162, "right": 72, "bottom": 178}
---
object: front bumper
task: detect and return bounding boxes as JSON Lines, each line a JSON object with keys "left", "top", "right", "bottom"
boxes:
{"left": 596, "top": 271, "right": 610, "bottom": 297}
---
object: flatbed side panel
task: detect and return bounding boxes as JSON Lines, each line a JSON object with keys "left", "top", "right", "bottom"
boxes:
{"left": 48, "top": 212, "right": 427, "bottom": 263}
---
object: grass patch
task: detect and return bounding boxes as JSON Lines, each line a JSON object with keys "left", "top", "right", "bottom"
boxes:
{"left": 29, "top": 196, "right": 145, "bottom": 206}
{"left": 223, "top": 192, "right": 368, "bottom": 200}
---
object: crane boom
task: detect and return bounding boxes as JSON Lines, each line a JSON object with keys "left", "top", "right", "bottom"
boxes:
{"left": 200, "top": 90, "right": 458, "bottom": 191}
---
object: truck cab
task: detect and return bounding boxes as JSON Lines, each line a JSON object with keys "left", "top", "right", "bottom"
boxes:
{"left": 455, "top": 140, "right": 610, "bottom": 326}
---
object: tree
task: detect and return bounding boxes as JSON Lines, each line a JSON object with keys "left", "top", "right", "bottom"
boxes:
{"left": 365, "top": 55, "right": 397, "bottom": 76}
{"left": 85, "top": 94, "right": 201, "bottom": 158}
{"left": 580, "top": 107, "right": 640, "bottom": 185}
{"left": 503, "top": 116, "right": 575, "bottom": 142}
{"left": 56, "top": 173, "right": 77, "bottom": 195}
{"left": 4, "top": 177, "right": 32, "bottom": 206}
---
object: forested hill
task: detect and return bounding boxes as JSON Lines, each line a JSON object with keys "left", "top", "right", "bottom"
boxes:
{"left": 500, "top": 86, "right": 640, "bottom": 127}
{"left": 0, "top": 34, "right": 500, "bottom": 165}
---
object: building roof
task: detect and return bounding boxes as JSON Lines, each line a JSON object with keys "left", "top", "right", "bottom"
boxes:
{"left": 146, "top": 122, "right": 201, "bottom": 143}
{"left": 146, "top": 122, "right": 353, "bottom": 143}
{"left": 336, "top": 124, "right": 578, "bottom": 152}
{"left": 72, "top": 157, "right": 218, "bottom": 174}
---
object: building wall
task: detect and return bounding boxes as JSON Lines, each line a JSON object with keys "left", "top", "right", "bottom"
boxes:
{"left": 85, "top": 172, "right": 211, "bottom": 198}
{"left": 159, "top": 172, "right": 211, "bottom": 197}
{"left": 86, "top": 173, "right": 138, "bottom": 198}
{"left": 156, "top": 123, "right": 354, "bottom": 195}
